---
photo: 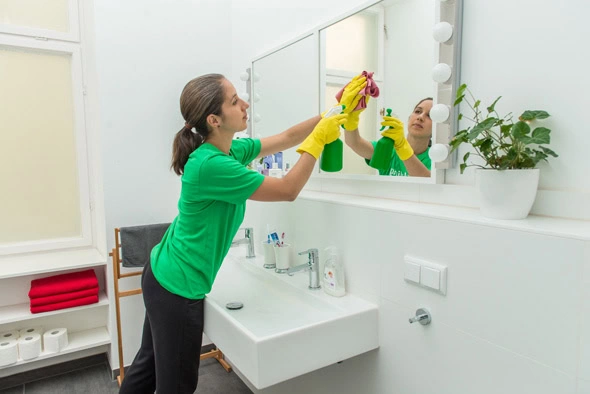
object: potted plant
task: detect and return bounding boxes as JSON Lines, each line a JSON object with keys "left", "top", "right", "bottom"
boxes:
{"left": 449, "top": 83, "right": 558, "bottom": 219}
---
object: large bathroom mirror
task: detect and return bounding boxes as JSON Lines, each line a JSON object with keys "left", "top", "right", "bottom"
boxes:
{"left": 250, "top": 0, "right": 462, "bottom": 184}
{"left": 250, "top": 33, "right": 318, "bottom": 170}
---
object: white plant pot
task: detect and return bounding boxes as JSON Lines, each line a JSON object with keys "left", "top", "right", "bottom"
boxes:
{"left": 475, "top": 168, "right": 540, "bottom": 220}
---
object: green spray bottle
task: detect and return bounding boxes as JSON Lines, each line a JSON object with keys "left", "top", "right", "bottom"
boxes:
{"left": 369, "top": 108, "right": 394, "bottom": 170}
{"left": 320, "top": 105, "right": 345, "bottom": 172}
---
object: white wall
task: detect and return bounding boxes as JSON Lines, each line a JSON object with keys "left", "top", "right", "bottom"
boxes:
{"left": 93, "top": 0, "right": 232, "bottom": 368}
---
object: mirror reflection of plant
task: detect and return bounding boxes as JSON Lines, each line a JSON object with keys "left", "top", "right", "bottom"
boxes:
{"left": 450, "top": 83, "right": 558, "bottom": 174}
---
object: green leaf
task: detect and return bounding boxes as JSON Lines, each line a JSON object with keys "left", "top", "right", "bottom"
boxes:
{"left": 540, "top": 146, "right": 558, "bottom": 157}
{"left": 530, "top": 127, "right": 551, "bottom": 144}
{"left": 462, "top": 152, "right": 470, "bottom": 163}
{"left": 458, "top": 113, "right": 463, "bottom": 121}
{"left": 486, "top": 96, "right": 502, "bottom": 113}
{"left": 456, "top": 83, "right": 467, "bottom": 98}
{"left": 474, "top": 100, "right": 481, "bottom": 108}
{"left": 500, "top": 124, "right": 512, "bottom": 137}
{"left": 520, "top": 110, "right": 550, "bottom": 121}
{"left": 460, "top": 163, "right": 467, "bottom": 174}
{"left": 454, "top": 95, "right": 465, "bottom": 107}
{"left": 467, "top": 117, "right": 498, "bottom": 140}
{"left": 511, "top": 121, "right": 531, "bottom": 140}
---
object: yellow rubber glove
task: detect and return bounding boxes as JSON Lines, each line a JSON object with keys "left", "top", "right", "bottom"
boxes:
{"left": 343, "top": 95, "right": 371, "bottom": 131}
{"left": 340, "top": 75, "right": 368, "bottom": 130}
{"left": 339, "top": 75, "right": 367, "bottom": 114}
{"left": 381, "top": 116, "right": 414, "bottom": 161}
{"left": 296, "top": 114, "right": 347, "bottom": 159}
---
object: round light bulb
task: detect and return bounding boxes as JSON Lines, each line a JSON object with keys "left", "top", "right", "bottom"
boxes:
{"left": 433, "top": 22, "right": 453, "bottom": 43}
{"left": 432, "top": 63, "right": 452, "bottom": 83}
{"left": 239, "top": 92, "right": 250, "bottom": 102}
{"left": 430, "top": 104, "right": 450, "bottom": 123}
{"left": 252, "top": 72, "right": 261, "bottom": 82}
{"left": 254, "top": 113, "right": 262, "bottom": 123}
{"left": 429, "top": 144, "right": 450, "bottom": 163}
{"left": 239, "top": 71, "right": 250, "bottom": 81}
{"left": 253, "top": 92, "right": 261, "bottom": 102}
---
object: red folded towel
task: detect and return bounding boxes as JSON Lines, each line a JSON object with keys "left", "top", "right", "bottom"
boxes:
{"left": 28, "top": 269, "right": 98, "bottom": 298}
{"left": 29, "top": 286, "right": 99, "bottom": 307}
{"left": 30, "top": 294, "right": 99, "bottom": 314}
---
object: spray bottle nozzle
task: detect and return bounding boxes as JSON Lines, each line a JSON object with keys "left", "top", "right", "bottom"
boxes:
{"left": 380, "top": 108, "right": 394, "bottom": 131}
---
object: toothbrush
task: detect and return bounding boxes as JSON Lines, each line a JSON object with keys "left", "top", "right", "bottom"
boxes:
{"left": 280, "top": 232, "right": 285, "bottom": 245}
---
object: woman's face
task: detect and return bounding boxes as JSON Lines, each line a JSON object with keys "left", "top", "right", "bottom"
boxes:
{"left": 219, "top": 78, "right": 250, "bottom": 132}
{"left": 407, "top": 99, "right": 433, "bottom": 139}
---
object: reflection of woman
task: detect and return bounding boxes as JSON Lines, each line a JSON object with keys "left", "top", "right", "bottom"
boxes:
{"left": 119, "top": 73, "right": 364, "bottom": 394}
{"left": 343, "top": 98, "right": 433, "bottom": 177}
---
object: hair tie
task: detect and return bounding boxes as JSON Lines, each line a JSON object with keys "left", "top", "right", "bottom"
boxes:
{"left": 185, "top": 122, "right": 196, "bottom": 134}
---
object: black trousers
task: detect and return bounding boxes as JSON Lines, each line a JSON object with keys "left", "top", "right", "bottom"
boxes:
{"left": 119, "top": 263, "right": 204, "bottom": 394}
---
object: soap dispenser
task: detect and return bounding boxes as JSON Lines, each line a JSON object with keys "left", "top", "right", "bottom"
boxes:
{"left": 323, "top": 246, "right": 345, "bottom": 297}
{"left": 369, "top": 108, "right": 395, "bottom": 170}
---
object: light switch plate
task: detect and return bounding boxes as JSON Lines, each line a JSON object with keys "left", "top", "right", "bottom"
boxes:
{"left": 404, "top": 255, "right": 447, "bottom": 295}
{"left": 404, "top": 261, "right": 421, "bottom": 283}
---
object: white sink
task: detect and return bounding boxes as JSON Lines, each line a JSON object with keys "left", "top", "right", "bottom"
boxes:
{"left": 204, "top": 247, "right": 379, "bottom": 389}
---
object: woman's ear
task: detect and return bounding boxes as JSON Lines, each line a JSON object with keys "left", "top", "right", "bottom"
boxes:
{"left": 207, "top": 114, "right": 221, "bottom": 129}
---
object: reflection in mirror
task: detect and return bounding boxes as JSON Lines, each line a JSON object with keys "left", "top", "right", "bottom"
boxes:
{"left": 250, "top": 34, "right": 318, "bottom": 170}
{"left": 320, "top": 0, "right": 436, "bottom": 177}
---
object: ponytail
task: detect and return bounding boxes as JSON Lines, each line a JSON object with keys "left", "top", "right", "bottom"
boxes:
{"left": 171, "top": 127, "right": 204, "bottom": 175}
{"left": 171, "top": 73, "right": 225, "bottom": 176}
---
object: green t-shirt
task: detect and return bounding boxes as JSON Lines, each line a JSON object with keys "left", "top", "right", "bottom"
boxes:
{"left": 151, "top": 138, "right": 264, "bottom": 299}
{"left": 366, "top": 141, "right": 431, "bottom": 176}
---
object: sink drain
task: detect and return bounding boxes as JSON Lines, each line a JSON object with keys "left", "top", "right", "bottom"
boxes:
{"left": 226, "top": 302, "right": 244, "bottom": 310}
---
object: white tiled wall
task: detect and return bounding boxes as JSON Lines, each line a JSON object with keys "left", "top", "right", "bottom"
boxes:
{"left": 242, "top": 198, "right": 586, "bottom": 394}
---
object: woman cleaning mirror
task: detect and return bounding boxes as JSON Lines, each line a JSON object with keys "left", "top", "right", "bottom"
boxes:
{"left": 320, "top": 0, "right": 436, "bottom": 177}
{"left": 344, "top": 97, "right": 433, "bottom": 177}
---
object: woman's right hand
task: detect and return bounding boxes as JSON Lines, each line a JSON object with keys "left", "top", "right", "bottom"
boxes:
{"left": 339, "top": 74, "right": 368, "bottom": 130}
{"left": 296, "top": 114, "right": 347, "bottom": 159}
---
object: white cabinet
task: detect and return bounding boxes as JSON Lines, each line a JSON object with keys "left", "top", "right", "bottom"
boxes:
{"left": 0, "top": 252, "right": 110, "bottom": 378}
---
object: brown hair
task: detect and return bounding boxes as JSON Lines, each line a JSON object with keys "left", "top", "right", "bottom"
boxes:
{"left": 414, "top": 97, "right": 433, "bottom": 109}
{"left": 171, "top": 73, "right": 226, "bottom": 175}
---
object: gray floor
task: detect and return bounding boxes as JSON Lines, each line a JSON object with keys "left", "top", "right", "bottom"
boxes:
{"left": 0, "top": 355, "right": 253, "bottom": 394}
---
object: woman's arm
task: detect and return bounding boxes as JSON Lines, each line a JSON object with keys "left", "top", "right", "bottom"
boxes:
{"left": 257, "top": 115, "right": 321, "bottom": 159}
{"left": 403, "top": 155, "right": 431, "bottom": 177}
{"left": 343, "top": 129, "right": 374, "bottom": 160}
{"left": 249, "top": 153, "right": 316, "bottom": 201}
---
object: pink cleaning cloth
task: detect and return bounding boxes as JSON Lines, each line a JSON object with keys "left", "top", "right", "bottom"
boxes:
{"left": 335, "top": 71, "right": 380, "bottom": 111}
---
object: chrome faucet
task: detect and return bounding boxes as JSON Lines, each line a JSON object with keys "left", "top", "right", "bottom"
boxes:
{"left": 287, "top": 248, "right": 321, "bottom": 290}
{"left": 231, "top": 227, "right": 255, "bottom": 258}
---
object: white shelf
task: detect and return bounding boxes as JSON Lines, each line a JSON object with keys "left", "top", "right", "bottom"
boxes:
{"left": 300, "top": 191, "right": 590, "bottom": 241}
{"left": 0, "top": 248, "right": 106, "bottom": 280}
{"left": 0, "top": 292, "right": 108, "bottom": 325}
{"left": 0, "top": 326, "right": 110, "bottom": 370}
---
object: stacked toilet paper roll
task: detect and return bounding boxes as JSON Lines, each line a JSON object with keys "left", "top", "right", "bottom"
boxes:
{"left": 0, "top": 338, "right": 18, "bottom": 367}
{"left": 43, "top": 328, "right": 68, "bottom": 353}
{"left": 0, "top": 330, "right": 19, "bottom": 341}
{"left": 18, "top": 333, "right": 42, "bottom": 360}
{"left": 19, "top": 327, "right": 43, "bottom": 346}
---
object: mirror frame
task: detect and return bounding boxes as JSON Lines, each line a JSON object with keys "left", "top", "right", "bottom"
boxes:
{"left": 248, "top": 0, "right": 463, "bottom": 185}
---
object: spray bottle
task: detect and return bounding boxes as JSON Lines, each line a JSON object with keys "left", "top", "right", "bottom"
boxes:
{"left": 369, "top": 108, "right": 395, "bottom": 170}
{"left": 319, "top": 105, "right": 345, "bottom": 172}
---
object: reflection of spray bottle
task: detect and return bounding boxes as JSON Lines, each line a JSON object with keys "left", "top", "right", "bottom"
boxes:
{"left": 369, "top": 108, "right": 395, "bottom": 170}
{"left": 320, "top": 105, "right": 345, "bottom": 172}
